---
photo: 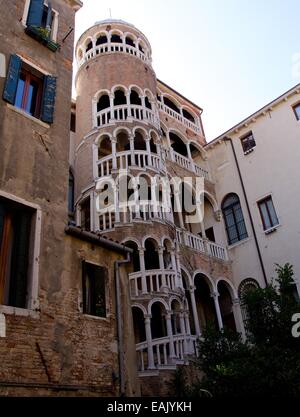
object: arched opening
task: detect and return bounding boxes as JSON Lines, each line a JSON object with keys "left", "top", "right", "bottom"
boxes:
{"left": 125, "top": 36, "right": 135, "bottom": 47}
{"left": 218, "top": 281, "right": 237, "bottom": 332}
{"left": 98, "top": 135, "right": 112, "bottom": 160}
{"left": 190, "top": 143, "right": 203, "bottom": 166}
{"left": 238, "top": 278, "right": 260, "bottom": 328}
{"left": 78, "top": 49, "right": 83, "bottom": 61}
{"left": 80, "top": 196, "right": 91, "bottom": 231}
{"left": 111, "top": 33, "right": 122, "bottom": 43}
{"left": 144, "top": 238, "right": 159, "bottom": 270}
{"left": 202, "top": 196, "right": 216, "bottom": 241}
{"left": 180, "top": 182, "right": 198, "bottom": 233}
{"left": 163, "top": 96, "right": 180, "bottom": 114}
{"left": 138, "top": 174, "right": 152, "bottom": 204}
{"left": 194, "top": 274, "right": 218, "bottom": 331}
{"left": 138, "top": 43, "right": 145, "bottom": 54}
{"left": 163, "top": 239, "right": 172, "bottom": 269}
{"left": 171, "top": 300, "right": 181, "bottom": 335}
{"left": 130, "top": 90, "right": 142, "bottom": 106}
{"left": 134, "top": 131, "right": 146, "bottom": 151}
{"left": 97, "top": 94, "right": 110, "bottom": 112}
{"left": 85, "top": 40, "right": 93, "bottom": 52}
{"left": 113, "top": 89, "right": 127, "bottom": 106}
{"left": 151, "top": 302, "right": 167, "bottom": 339}
{"left": 169, "top": 132, "right": 187, "bottom": 156}
{"left": 182, "top": 270, "right": 195, "bottom": 334}
{"left": 222, "top": 193, "right": 248, "bottom": 245}
{"left": 96, "top": 35, "right": 108, "bottom": 45}
{"left": 124, "top": 240, "right": 140, "bottom": 272}
{"left": 118, "top": 174, "right": 134, "bottom": 220}
{"left": 182, "top": 108, "right": 195, "bottom": 123}
{"left": 145, "top": 96, "right": 152, "bottom": 109}
{"left": 132, "top": 307, "right": 146, "bottom": 344}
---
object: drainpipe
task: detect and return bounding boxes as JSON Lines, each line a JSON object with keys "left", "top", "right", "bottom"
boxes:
{"left": 223, "top": 137, "right": 268, "bottom": 286}
{"left": 114, "top": 252, "right": 131, "bottom": 397}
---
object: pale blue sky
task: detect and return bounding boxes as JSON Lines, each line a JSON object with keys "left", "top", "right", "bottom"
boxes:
{"left": 74, "top": 0, "right": 300, "bottom": 141}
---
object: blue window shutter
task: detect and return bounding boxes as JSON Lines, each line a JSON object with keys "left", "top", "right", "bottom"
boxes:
{"left": 41, "top": 75, "right": 57, "bottom": 124}
{"left": 27, "top": 0, "right": 44, "bottom": 27}
{"left": 2, "top": 55, "right": 22, "bottom": 104}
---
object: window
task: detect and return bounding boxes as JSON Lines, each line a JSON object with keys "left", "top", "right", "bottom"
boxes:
{"left": 24, "top": 0, "right": 57, "bottom": 40}
{"left": 0, "top": 197, "right": 35, "bottom": 308}
{"left": 3, "top": 55, "right": 57, "bottom": 124}
{"left": 82, "top": 262, "right": 107, "bottom": 317}
{"left": 258, "top": 196, "right": 279, "bottom": 231}
{"left": 222, "top": 193, "right": 248, "bottom": 245}
{"left": 241, "top": 131, "right": 256, "bottom": 153}
{"left": 293, "top": 103, "right": 300, "bottom": 121}
{"left": 70, "top": 112, "right": 76, "bottom": 132}
{"left": 80, "top": 197, "right": 91, "bottom": 231}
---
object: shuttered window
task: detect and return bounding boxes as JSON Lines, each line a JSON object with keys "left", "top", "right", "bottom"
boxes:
{"left": 0, "top": 197, "right": 35, "bottom": 308}
{"left": 82, "top": 262, "right": 107, "bottom": 318}
{"left": 222, "top": 193, "right": 248, "bottom": 245}
{"left": 258, "top": 196, "right": 279, "bottom": 231}
{"left": 3, "top": 55, "right": 57, "bottom": 124}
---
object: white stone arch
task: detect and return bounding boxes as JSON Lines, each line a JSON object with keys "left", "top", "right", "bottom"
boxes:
{"left": 94, "top": 88, "right": 111, "bottom": 103}
{"left": 94, "top": 131, "right": 112, "bottom": 146}
{"left": 216, "top": 278, "right": 238, "bottom": 299}
{"left": 132, "top": 303, "right": 147, "bottom": 317}
{"left": 132, "top": 125, "right": 148, "bottom": 138}
{"left": 169, "top": 295, "right": 184, "bottom": 311}
{"left": 181, "top": 105, "right": 198, "bottom": 121}
{"left": 147, "top": 297, "right": 169, "bottom": 315}
{"left": 142, "top": 235, "right": 160, "bottom": 250}
{"left": 84, "top": 36, "right": 94, "bottom": 51}
{"left": 161, "top": 235, "right": 175, "bottom": 250}
{"left": 121, "top": 237, "right": 142, "bottom": 250}
{"left": 77, "top": 47, "right": 84, "bottom": 62}
{"left": 189, "top": 140, "right": 207, "bottom": 160}
{"left": 144, "top": 88, "right": 155, "bottom": 101}
{"left": 193, "top": 270, "right": 216, "bottom": 292}
{"left": 204, "top": 191, "right": 219, "bottom": 213}
{"left": 94, "top": 30, "right": 109, "bottom": 44}
{"left": 168, "top": 128, "right": 188, "bottom": 145}
{"left": 111, "top": 84, "right": 128, "bottom": 95}
{"left": 129, "top": 84, "right": 144, "bottom": 97}
{"left": 161, "top": 93, "right": 181, "bottom": 112}
{"left": 136, "top": 38, "right": 146, "bottom": 51}
{"left": 108, "top": 29, "right": 124, "bottom": 42}
{"left": 113, "top": 126, "right": 132, "bottom": 137}
{"left": 180, "top": 266, "right": 193, "bottom": 288}
{"left": 124, "top": 31, "right": 138, "bottom": 45}
{"left": 148, "top": 129, "right": 160, "bottom": 144}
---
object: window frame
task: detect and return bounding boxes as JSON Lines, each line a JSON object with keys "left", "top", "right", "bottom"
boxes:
{"left": 0, "top": 191, "right": 41, "bottom": 313}
{"left": 222, "top": 194, "right": 248, "bottom": 246}
{"left": 292, "top": 103, "right": 300, "bottom": 121}
{"left": 257, "top": 195, "right": 279, "bottom": 232}
{"left": 240, "top": 131, "right": 256, "bottom": 154}
{"left": 15, "top": 67, "right": 44, "bottom": 119}
{"left": 82, "top": 261, "right": 108, "bottom": 319}
{"left": 22, "top": 0, "right": 59, "bottom": 42}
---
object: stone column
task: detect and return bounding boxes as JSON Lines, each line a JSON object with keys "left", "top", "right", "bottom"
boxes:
{"left": 129, "top": 134, "right": 136, "bottom": 166}
{"left": 166, "top": 311, "right": 176, "bottom": 362}
{"left": 109, "top": 93, "right": 115, "bottom": 121}
{"left": 139, "top": 249, "right": 147, "bottom": 294}
{"left": 126, "top": 92, "right": 131, "bottom": 119}
{"left": 211, "top": 291, "right": 223, "bottom": 330}
{"left": 114, "top": 184, "right": 120, "bottom": 223}
{"left": 232, "top": 298, "right": 246, "bottom": 340}
{"left": 157, "top": 247, "right": 167, "bottom": 289}
{"left": 179, "top": 312, "right": 189, "bottom": 355}
{"left": 111, "top": 137, "right": 117, "bottom": 170}
{"left": 174, "top": 190, "right": 184, "bottom": 229}
{"left": 145, "top": 136, "right": 152, "bottom": 167}
{"left": 92, "top": 143, "right": 99, "bottom": 180}
{"left": 189, "top": 286, "right": 201, "bottom": 336}
{"left": 144, "top": 315, "right": 155, "bottom": 369}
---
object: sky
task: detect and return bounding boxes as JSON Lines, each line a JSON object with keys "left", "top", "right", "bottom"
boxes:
{"left": 73, "top": 0, "right": 300, "bottom": 141}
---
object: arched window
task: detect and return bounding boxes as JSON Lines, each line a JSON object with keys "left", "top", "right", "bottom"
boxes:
{"left": 111, "top": 34, "right": 122, "bottom": 43}
{"left": 97, "top": 94, "right": 110, "bottom": 112}
{"left": 222, "top": 193, "right": 248, "bottom": 245}
{"left": 96, "top": 35, "right": 108, "bottom": 45}
{"left": 125, "top": 36, "right": 135, "bottom": 47}
{"left": 86, "top": 40, "right": 93, "bottom": 52}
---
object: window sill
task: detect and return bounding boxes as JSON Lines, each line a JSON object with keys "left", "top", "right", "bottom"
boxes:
{"left": 228, "top": 237, "right": 251, "bottom": 250}
{"left": 7, "top": 104, "right": 50, "bottom": 129}
{"left": 81, "top": 313, "right": 111, "bottom": 322}
{"left": 243, "top": 147, "right": 255, "bottom": 155}
{"left": 0, "top": 305, "right": 40, "bottom": 319}
{"left": 264, "top": 224, "right": 280, "bottom": 235}
{"left": 25, "top": 26, "right": 60, "bottom": 52}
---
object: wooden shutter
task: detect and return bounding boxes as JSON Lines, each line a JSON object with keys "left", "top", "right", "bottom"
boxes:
{"left": 27, "top": 0, "right": 44, "bottom": 27}
{"left": 2, "top": 55, "right": 22, "bottom": 105}
{"left": 41, "top": 75, "right": 57, "bottom": 124}
{"left": 82, "top": 260, "right": 87, "bottom": 314}
{"left": 8, "top": 211, "right": 32, "bottom": 308}
{"left": 46, "top": 1, "right": 53, "bottom": 29}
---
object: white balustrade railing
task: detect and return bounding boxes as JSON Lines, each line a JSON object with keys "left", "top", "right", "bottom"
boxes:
{"left": 129, "top": 269, "right": 177, "bottom": 297}
{"left": 97, "top": 150, "right": 162, "bottom": 178}
{"left": 96, "top": 104, "right": 159, "bottom": 129}
{"left": 177, "top": 228, "right": 228, "bottom": 261}
{"left": 158, "top": 102, "right": 201, "bottom": 134}
{"left": 166, "top": 149, "right": 209, "bottom": 179}
{"left": 80, "top": 42, "right": 151, "bottom": 67}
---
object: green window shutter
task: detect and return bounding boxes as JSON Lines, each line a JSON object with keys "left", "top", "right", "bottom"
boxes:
{"left": 41, "top": 75, "right": 57, "bottom": 124}
{"left": 2, "top": 55, "right": 22, "bottom": 104}
{"left": 27, "top": 0, "right": 44, "bottom": 27}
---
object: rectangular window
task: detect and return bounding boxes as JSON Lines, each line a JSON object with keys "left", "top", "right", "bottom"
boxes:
{"left": 241, "top": 131, "right": 256, "bottom": 153}
{"left": 258, "top": 196, "right": 279, "bottom": 231}
{"left": 70, "top": 112, "right": 76, "bottom": 132}
{"left": 3, "top": 55, "right": 57, "bottom": 124}
{"left": 293, "top": 103, "right": 300, "bottom": 121}
{"left": 0, "top": 197, "right": 35, "bottom": 308}
{"left": 82, "top": 262, "right": 107, "bottom": 318}
{"left": 25, "top": 0, "right": 58, "bottom": 41}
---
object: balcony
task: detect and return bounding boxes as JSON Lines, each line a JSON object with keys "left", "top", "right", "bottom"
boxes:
{"left": 176, "top": 229, "right": 228, "bottom": 261}
{"left": 95, "top": 104, "right": 160, "bottom": 129}
{"left": 158, "top": 101, "right": 201, "bottom": 134}
{"left": 165, "top": 149, "right": 209, "bottom": 179}
{"left": 129, "top": 269, "right": 180, "bottom": 298}
{"left": 79, "top": 42, "right": 151, "bottom": 68}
